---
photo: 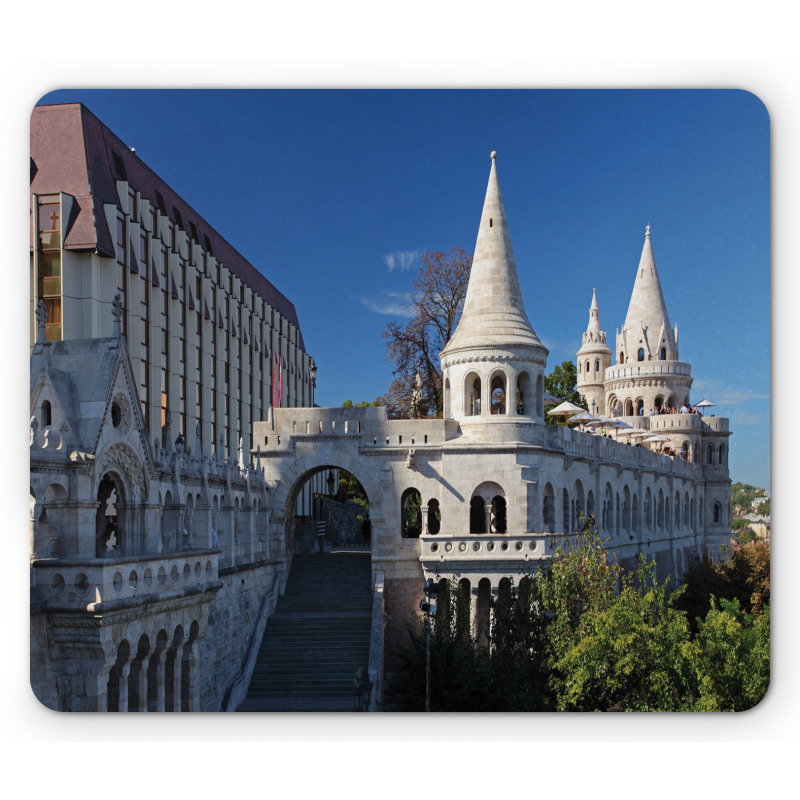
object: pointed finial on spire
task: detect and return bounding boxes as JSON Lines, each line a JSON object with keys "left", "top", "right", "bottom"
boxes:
{"left": 491, "top": 151, "right": 497, "bottom": 161}
{"left": 645, "top": 224, "right": 651, "bottom": 239}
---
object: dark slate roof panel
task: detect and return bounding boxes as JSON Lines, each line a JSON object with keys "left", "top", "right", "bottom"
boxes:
{"left": 31, "top": 103, "right": 305, "bottom": 351}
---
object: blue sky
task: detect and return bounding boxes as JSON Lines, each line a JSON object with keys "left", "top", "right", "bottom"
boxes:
{"left": 37, "top": 89, "right": 771, "bottom": 489}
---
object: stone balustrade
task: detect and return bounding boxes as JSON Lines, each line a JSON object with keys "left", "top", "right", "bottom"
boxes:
{"left": 32, "top": 550, "right": 220, "bottom": 609}
{"left": 604, "top": 361, "right": 692, "bottom": 381}
{"left": 421, "top": 533, "right": 552, "bottom": 564}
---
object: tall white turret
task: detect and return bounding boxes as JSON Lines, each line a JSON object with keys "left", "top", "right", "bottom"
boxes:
{"left": 440, "top": 152, "right": 548, "bottom": 423}
{"left": 576, "top": 288, "right": 612, "bottom": 415}
{"left": 605, "top": 227, "right": 692, "bottom": 416}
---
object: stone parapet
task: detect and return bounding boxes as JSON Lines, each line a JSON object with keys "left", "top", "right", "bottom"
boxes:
{"left": 604, "top": 361, "right": 692, "bottom": 382}
{"left": 31, "top": 549, "right": 220, "bottom": 609}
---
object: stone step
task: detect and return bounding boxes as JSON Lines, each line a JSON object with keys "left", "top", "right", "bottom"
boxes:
{"left": 241, "top": 548, "right": 374, "bottom": 711}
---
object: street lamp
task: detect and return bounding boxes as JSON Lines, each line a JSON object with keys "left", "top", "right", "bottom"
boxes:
{"left": 326, "top": 469, "right": 335, "bottom": 497}
{"left": 420, "top": 577, "right": 438, "bottom": 712}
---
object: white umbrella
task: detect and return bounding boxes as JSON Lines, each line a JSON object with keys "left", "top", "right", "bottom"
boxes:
{"left": 567, "top": 411, "right": 598, "bottom": 425}
{"left": 547, "top": 400, "right": 586, "bottom": 425}
{"left": 547, "top": 400, "right": 585, "bottom": 416}
{"left": 543, "top": 393, "right": 560, "bottom": 407}
{"left": 695, "top": 399, "right": 715, "bottom": 416}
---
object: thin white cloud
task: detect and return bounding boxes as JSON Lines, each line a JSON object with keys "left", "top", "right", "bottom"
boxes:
{"left": 385, "top": 250, "right": 419, "bottom": 272}
{"left": 359, "top": 291, "right": 414, "bottom": 317}
{"left": 690, "top": 378, "right": 770, "bottom": 405}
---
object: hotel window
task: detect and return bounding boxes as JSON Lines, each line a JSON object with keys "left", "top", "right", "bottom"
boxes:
{"left": 37, "top": 201, "right": 62, "bottom": 341}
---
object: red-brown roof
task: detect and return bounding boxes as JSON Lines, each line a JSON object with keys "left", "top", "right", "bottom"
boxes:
{"left": 30, "top": 103, "right": 305, "bottom": 350}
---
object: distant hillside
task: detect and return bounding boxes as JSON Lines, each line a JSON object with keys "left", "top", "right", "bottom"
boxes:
{"left": 731, "top": 482, "right": 770, "bottom": 516}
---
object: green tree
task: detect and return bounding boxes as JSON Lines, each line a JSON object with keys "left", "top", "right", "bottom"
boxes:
{"left": 544, "top": 360, "right": 587, "bottom": 424}
{"left": 674, "top": 541, "right": 770, "bottom": 628}
{"left": 389, "top": 533, "right": 770, "bottom": 712}
{"left": 389, "top": 577, "right": 485, "bottom": 711}
{"left": 685, "top": 598, "right": 770, "bottom": 711}
{"left": 536, "top": 531, "right": 695, "bottom": 711}
{"left": 379, "top": 249, "right": 472, "bottom": 419}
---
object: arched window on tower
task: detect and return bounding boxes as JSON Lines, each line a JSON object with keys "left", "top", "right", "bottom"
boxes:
{"left": 465, "top": 372, "right": 481, "bottom": 417}
{"left": 41, "top": 400, "right": 52, "bottom": 427}
{"left": 469, "top": 496, "right": 486, "bottom": 534}
{"left": 491, "top": 496, "right": 507, "bottom": 533}
{"left": 660, "top": 347, "right": 666, "bottom": 360}
{"left": 637, "top": 348, "right": 645, "bottom": 362}
{"left": 619, "top": 351, "right": 624, "bottom": 364}
{"left": 595, "top": 360, "right": 600, "bottom": 372}
{"left": 427, "top": 499, "right": 440, "bottom": 535}
{"left": 624, "top": 398, "right": 633, "bottom": 416}
{"left": 516, "top": 372, "right": 531, "bottom": 415}
{"left": 706, "top": 444, "right": 714, "bottom": 465}
{"left": 490, "top": 373, "right": 506, "bottom": 415}
{"left": 401, "top": 488, "right": 422, "bottom": 538}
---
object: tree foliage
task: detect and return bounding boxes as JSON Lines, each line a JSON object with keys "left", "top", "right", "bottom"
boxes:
{"left": 544, "top": 360, "right": 587, "bottom": 424}
{"left": 379, "top": 249, "right": 472, "bottom": 419}
{"left": 674, "top": 541, "right": 770, "bottom": 628}
{"left": 389, "top": 532, "right": 770, "bottom": 712}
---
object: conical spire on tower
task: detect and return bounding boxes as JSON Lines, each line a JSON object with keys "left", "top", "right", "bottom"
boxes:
{"left": 578, "top": 288, "right": 611, "bottom": 352}
{"left": 621, "top": 226, "right": 676, "bottom": 360}
{"left": 441, "top": 152, "right": 546, "bottom": 358}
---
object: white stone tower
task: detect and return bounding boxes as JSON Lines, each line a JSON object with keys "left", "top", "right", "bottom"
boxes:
{"left": 605, "top": 226, "right": 693, "bottom": 416}
{"left": 576, "top": 288, "right": 612, "bottom": 415}
{"left": 440, "top": 152, "right": 549, "bottom": 426}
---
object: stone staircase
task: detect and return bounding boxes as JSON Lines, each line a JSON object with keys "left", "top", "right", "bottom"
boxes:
{"left": 237, "top": 550, "right": 373, "bottom": 711}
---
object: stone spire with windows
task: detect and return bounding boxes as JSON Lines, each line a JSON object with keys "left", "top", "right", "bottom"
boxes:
{"left": 440, "top": 152, "right": 548, "bottom": 424}
{"left": 617, "top": 226, "right": 678, "bottom": 364}
{"left": 606, "top": 226, "right": 692, "bottom": 417}
{"left": 576, "top": 289, "right": 611, "bottom": 415}
{"left": 441, "top": 152, "right": 546, "bottom": 358}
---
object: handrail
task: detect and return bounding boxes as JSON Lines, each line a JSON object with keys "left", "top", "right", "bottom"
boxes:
{"left": 222, "top": 571, "right": 281, "bottom": 711}
{"left": 367, "top": 570, "right": 385, "bottom": 711}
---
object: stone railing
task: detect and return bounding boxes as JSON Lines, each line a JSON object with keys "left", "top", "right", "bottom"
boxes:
{"left": 421, "top": 533, "right": 553, "bottom": 564}
{"left": 604, "top": 361, "right": 692, "bottom": 381}
{"left": 32, "top": 550, "right": 220, "bottom": 609}
{"left": 561, "top": 426, "right": 700, "bottom": 474}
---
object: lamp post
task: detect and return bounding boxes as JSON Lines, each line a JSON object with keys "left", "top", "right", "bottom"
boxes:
{"left": 420, "top": 578, "right": 438, "bottom": 712}
{"left": 326, "top": 469, "right": 335, "bottom": 497}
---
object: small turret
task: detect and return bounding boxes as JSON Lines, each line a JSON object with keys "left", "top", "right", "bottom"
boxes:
{"left": 576, "top": 288, "right": 611, "bottom": 415}
{"left": 617, "top": 226, "right": 676, "bottom": 364}
{"left": 606, "top": 227, "right": 693, "bottom": 417}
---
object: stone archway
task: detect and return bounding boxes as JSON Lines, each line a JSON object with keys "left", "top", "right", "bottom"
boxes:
{"left": 273, "top": 453, "right": 383, "bottom": 556}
